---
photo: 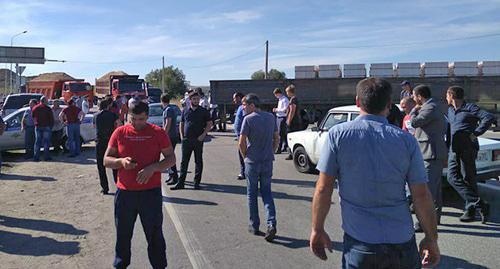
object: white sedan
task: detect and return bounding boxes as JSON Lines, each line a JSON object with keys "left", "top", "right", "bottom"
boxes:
{"left": 0, "top": 107, "right": 96, "bottom": 152}
{"left": 288, "top": 105, "right": 500, "bottom": 181}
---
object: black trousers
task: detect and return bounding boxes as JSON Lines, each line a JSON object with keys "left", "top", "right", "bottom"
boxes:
{"left": 51, "top": 129, "right": 64, "bottom": 151}
{"left": 169, "top": 141, "right": 178, "bottom": 179}
{"left": 114, "top": 188, "right": 166, "bottom": 269}
{"left": 178, "top": 138, "right": 204, "bottom": 184}
{"left": 276, "top": 117, "right": 288, "bottom": 152}
{"left": 96, "top": 138, "right": 117, "bottom": 192}
{"left": 238, "top": 147, "right": 245, "bottom": 176}
{"left": 447, "top": 148, "right": 481, "bottom": 210}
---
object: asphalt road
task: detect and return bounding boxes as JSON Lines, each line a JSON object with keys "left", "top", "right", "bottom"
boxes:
{"left": 126, "top": 132, "right": 499, "bottom": 269}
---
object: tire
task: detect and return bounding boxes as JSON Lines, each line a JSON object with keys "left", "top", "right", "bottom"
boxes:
{"left": 293, "top": 146, "right": 313, "bottom": 173}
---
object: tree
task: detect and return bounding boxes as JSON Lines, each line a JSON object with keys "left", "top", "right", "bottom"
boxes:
{"left": 251, "top": 69, "right": 286, "bottom": 80}
{"left": 145, "top": 66, "right": 188, "bottom": 98}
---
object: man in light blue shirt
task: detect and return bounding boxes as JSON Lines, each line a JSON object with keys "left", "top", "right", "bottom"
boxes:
{"left": 310, "top": 78, "right": 440, "bottom": 268}
{"left": 233, "top": 92, "right": 246, "bottom": 180}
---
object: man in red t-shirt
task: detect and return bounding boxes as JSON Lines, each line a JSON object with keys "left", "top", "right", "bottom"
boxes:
{"left": 32, "top": 96, "right": 54, "bottom": 161}
{"left": 104, "top": 101, "right": 175, "bottom": 269}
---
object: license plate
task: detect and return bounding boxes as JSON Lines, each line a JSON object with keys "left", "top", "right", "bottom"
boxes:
{"left": 477, "top": 151, "right": 489, "bottom": 162}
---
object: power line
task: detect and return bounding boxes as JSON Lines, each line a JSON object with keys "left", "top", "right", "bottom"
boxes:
{"left": 64, "top": 59, "right": 159, "bottom": 65}
{"left": 284, "top": 32, "right": 500, "bottom": 49}
{"left": 181, "top": 42, "right": 265, "bottom": 69}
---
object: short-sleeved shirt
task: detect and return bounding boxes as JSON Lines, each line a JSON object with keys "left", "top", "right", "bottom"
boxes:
{"left": 163, "top": 104, "right": 179, "bottom": 141}
{"left": 109, "top": 123, "right": 171, "bottom": 191}
{"left": 94, "top": 110, "right": 118, "bottom": 141}
{"left": 62, "top": 105, "right": 82, "bottom": 124}
{"left": 181, "top": 106, "right": 211, "bottom": 139}
{"left": 240, "top": 111, "right": 277, "bottom": 163}
{"left": 23, "top": 109, "right": 35, "bottom": 127}
{"left": 32, "top": 104, "right": 54, "bottom": 128}
{"left": 288, "top": 96, "right": 302, "bottom": 131}
{"left": 316, "top": 114, "right": 427, "bottom": 244}
{"left": 233, "top": 105, "right": 245, "bottom": 136}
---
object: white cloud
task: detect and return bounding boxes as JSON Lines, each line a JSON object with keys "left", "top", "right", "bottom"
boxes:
{"left": 222, "top": 10, "right": 262, "bottom": 23}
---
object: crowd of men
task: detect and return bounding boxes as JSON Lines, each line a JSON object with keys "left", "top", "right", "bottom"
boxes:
{"left": 0, "top": 78, "right": 495, "bottom": 268}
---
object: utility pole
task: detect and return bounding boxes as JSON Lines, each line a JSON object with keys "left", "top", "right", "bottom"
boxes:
{"left": 161, "top": 56, "right": 165, "bottom": 92}
{"left": 265, "top": 40, "right": 269, "bottom": 79}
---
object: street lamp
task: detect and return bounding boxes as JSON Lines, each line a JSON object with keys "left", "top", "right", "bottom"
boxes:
{"left": 9, "top": 30, "right": 28, "bottom": 91}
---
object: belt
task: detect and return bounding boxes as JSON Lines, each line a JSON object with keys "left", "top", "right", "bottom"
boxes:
{"left": 277, "top": 116, "right": 287, "bottom": 119}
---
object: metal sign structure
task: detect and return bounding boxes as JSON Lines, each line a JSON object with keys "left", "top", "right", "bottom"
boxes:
{"left": 0, "top": 46, "right": 45, "bottom": 64}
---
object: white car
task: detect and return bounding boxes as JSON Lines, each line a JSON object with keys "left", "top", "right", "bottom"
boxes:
{"left": 288, "top": 105, "right": 500, "bottom": 181}
{"left": 0, "top": 106, "right": 96, "bottom": 152}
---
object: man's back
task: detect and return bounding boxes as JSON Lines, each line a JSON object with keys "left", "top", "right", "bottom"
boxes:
{"left": 32, "top": 104, "right": 53, "bottom": 128}
{"left": 241, "top": 111, "right": 276, "bottom": 163}
{"left": 95, "top": 110, "right": 118, "bottom": 140}
{"left": 317, "top": 115, "right": 427, "bottom": 244}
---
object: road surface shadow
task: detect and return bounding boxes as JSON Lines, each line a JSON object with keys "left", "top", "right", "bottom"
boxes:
{"left": 0, "top": 215, "right": 88, "bottom": 235}
{"left": 163, "top": 196, "right": 218, "bottom": 206}
{"left": 0, "top": 173, "right": 56, "bottom": 181}
{"left": 270, "top": 236, "right": 343, "bottom": 251}
{"left": 200, "top": 182, "right": 313, "bottom": 202}
{"left": 0, "top": 230, "right": 80, "bottom": 256}
{"left": 439, "top": 255, "right": 488, "bottom": 269}
{"left": 272, "top": 178, "right": 316, "bottom": 188}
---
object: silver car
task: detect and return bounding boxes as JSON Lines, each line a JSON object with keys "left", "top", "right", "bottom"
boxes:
{"left": 0, "top": 107, "right": 96, "bottom": 152}
{"left": 147, "top": 103, "right": 181, "bottom": 132}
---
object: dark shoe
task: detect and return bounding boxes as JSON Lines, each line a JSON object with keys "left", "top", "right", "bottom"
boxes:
{"left": 459, "top": 207, "right": 476, "bottom": 222}
{"left": 33, "top": 158, "right": 40, "bottom": 162}
{"left": 45, "top": 157, "right": 52, "bottom": 161}
{"left": 101, "top": 190, "right": 109, "bottom": 195}
{"left": 237, "top": 174, "right": 246, "bottom": 180}
{"left": 479, "top": 203, "right": 490, "bottom": 224}
{"left": 170, "top": 183, "right": 185, "bottom": 190}
{"left": 248, "top": 225, "right": 261, "bottom": 235}
{"left": 414, "top": 222, "right": 423, "bottom": 233}
{"left": 285, "top": 155, "right": 293, "bottom": 160}
{"left": 275, "top": 150, "right": 282, "bottom": 154}
{"left": 194, "top": 183, "right": 201, "bottom": 190}
{"left": 264, "top": 225, "right": 277, "bottom": 242}
{"left": 409, "top": 203, "right": 415, "bottom": 214}
{"left": 167, "top": 179, "right": 178, "bottom": 185}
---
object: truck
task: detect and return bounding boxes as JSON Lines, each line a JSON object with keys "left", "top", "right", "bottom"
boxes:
{"left": 95, "top": 73, "right": 146, "bottom": 99}
{"left": 27, "top": 72, "right": 94, "bottom": 106}
{"left": 145, "top": 86, "right": 162, "bottom": 103}
{"left": 210, "top": 62, "right": 500, "bottom": 126}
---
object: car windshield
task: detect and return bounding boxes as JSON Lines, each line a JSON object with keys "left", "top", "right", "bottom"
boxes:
{"left": 118, "top": 81, "right": 143, "bottom": 92}
{"left": 322, "top": 113, "right": 348, "bottom": 130}
{"left": 69, "top": 83, "right": 90, "bottom": 92}
{"left": 149, "top": 105, "right": 164, "bottom": 117}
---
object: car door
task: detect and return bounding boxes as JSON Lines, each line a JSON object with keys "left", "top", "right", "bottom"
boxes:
{"left": 312, "top": 112, "right": 349, "bottom": 161}
{"left": 0, "top": 111, "right": 25, "bottom": 150}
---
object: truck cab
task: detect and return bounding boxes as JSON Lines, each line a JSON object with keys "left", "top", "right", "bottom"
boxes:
{"left": 110, "top": 75, "right": 146, "bottom": 99}
{"left": 62, "top": 81, "right": 94, "bottom": 107}
{"left": 146, "top": 87, "right": 162, "bottom": 103}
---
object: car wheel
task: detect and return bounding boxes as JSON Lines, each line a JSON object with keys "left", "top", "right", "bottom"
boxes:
{"left": 293, "top": 146, "right": 313, "bottom": 173}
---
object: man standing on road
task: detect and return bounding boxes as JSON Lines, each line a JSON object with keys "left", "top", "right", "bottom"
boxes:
{"left": 0, "top": 115, "right": 5, "bottom": 175}
{"left": 104, "top": 101, "right": 176, "bottom": 269}
{"left": 82, "top": 95, "right": 90, "bottom": 114}
{"left": 21, "top": 99, "right": 38, "bottom": 159}
{"left": 410, "top": 85, "right": 447, "bottom": 231}
{"left": 401, "top": 80, "right": 413, "bottom": 99}
{"left": 272, "top": 88, "right": 289, "bottom": 154}
{"left": 239, "top": 93, "right": 279, "bottom": 242}
{"left": 285, "top": 85, "right": 302, "bottom": 160}
{"left": 171, "top": 91, "right": 212, "bottom": 190}
{"left": 161, "top": 94, "right": 180, "bottom": 186}
{"left": 233, "top": 92, "right": 246, "bottom": 180}
{"left": 60, "top": 99, "right": 85, "bottom": 157}
{"left": 310, "top": 78, "right": 440, "bottom": 268}
{"left": 400, "top": 96, "right": 416, "bottom": 135}
{"left": 446, "top": 86, "right": 496, "bottom": 223}
{"left": 51, "top": 100, "right": 64, "bottom": 153}
{"left": 94, "top": 97, "right": 120, "bottom": 194}
{"left": 32, "top": 97, "right": 54, "bottom": 162}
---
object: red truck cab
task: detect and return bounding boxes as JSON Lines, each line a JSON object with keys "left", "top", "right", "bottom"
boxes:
{"left": 62, "top": 81, "right": 94, "bottom": 107}
{"left": 110, "top": 75, "right": 146, "bottom": 99}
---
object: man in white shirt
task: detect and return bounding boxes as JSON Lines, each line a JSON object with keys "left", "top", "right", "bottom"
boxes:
{"left": 272, "top": 88, "right": 289, "bottom": 154}
{"left": 82, "top": 95, "right": 90, "bottom": 114}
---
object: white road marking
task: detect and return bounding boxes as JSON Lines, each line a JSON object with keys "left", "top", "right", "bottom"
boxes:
{"left": 162, "top": 187, "right": 214, "bottom": 269}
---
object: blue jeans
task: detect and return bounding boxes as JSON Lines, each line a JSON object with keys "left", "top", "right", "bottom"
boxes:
{"left": 24, "top": 126, "right": 35, "bottom": 158}
{"left": 245, "top": 161, "right": 276, "bottom": 229}
{"left": 67, "top": 123, "right": 81, "bottom": 156}
{"left": 114, "top": 188, "right": 167, "bottom": 269}
{"left": 342, "top": 233, "right": 421, "bottom": 269}
{"left": 34, "top": 127, "right": 52, "bottom": 160}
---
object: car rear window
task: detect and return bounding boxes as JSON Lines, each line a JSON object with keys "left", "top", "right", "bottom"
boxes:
{"left": 3, "top": 95, "right": 42, "bottom": 109}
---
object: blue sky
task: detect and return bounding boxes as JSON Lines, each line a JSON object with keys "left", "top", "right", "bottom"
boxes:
{"left": 1, "top": 0, "right": 500, "bottom": 85}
